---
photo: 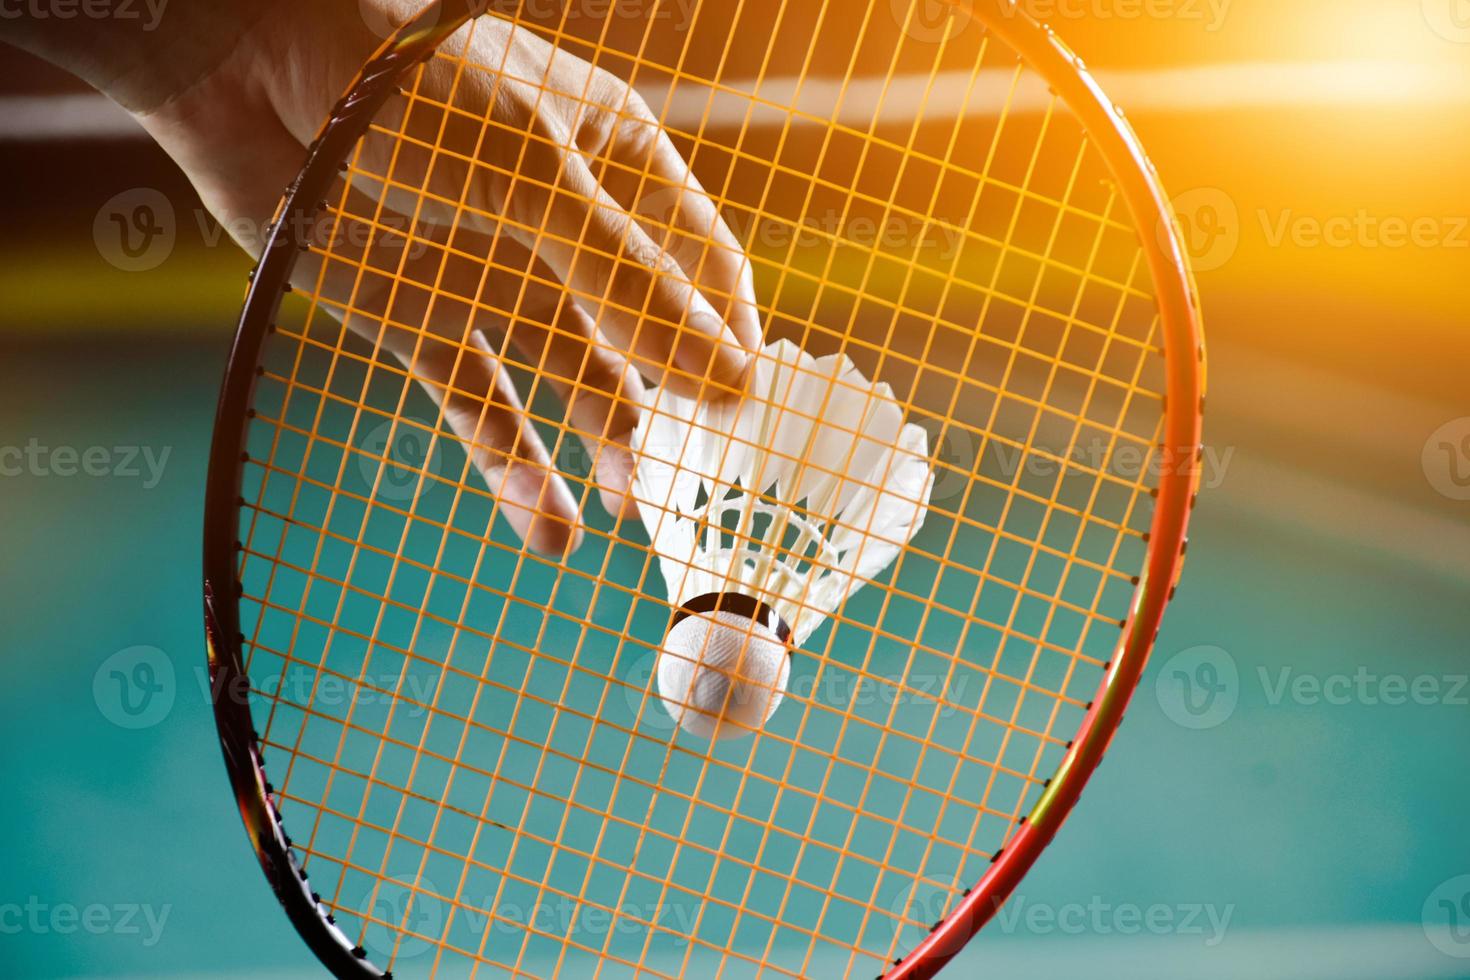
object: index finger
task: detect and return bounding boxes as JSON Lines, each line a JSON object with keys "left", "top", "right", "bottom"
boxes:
{"left": 503, "top": 144, "right": 753, "bottom": 400}
{"left": 598, "top": 119, "right": 762, "bottom": 354}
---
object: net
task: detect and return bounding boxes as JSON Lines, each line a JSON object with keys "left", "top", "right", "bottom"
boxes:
{"left": 232, "top": 1, "right": 1172, "bottom": 975}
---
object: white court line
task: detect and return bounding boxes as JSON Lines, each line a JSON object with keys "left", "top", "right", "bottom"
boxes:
{"left": 961, "top": 924, "right": 1469, "bottom": 980}
{"left": 0, "top": 93, "right": 143, "bottom": 141}
{"left": 645, "top": 59, "right": 1470, "bottom": 127}
{"left": 53, "top": 923, "right": 1470, "bottom": 980}
{"left": 3, "top": 60, "right": 1469, "bottom": 142}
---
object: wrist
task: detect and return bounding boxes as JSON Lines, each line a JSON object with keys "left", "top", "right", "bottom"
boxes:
{"left": 127, "top": 1, "right": 404, "bottom": 254}
{"left": 1, "top": 0, "right": 293, "bottom": 113}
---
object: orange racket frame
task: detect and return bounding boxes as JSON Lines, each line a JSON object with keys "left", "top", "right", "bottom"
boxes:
{"left": 201, "top": 1, "right": 1205, "bottom": 976}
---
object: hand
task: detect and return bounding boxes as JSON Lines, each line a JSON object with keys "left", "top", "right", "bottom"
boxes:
{"left": 33, "top": 1, "right": 763, "bottom": 555}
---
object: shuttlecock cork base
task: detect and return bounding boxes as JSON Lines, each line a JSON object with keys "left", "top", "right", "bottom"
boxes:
{"left": 656, "top": 593, "right": 792, "bottom": 742}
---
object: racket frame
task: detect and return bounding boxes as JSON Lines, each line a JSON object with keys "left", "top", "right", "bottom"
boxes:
{"left": 200, "top": 0, "right": 1205, "bottom": 976}
{"left": 887, "top": 2, "right": 1205, "bottom": 976}
{"left": 203, "top": 4, "right": 477, "bottom": 976}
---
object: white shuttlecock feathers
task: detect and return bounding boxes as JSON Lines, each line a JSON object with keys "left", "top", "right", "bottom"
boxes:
{"left": 632, "top": 339, "right": 934, "bottom": 740}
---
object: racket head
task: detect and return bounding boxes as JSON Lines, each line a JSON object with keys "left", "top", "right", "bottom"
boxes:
{"left": 203, "top": 1, "right": 1204, "bottom": 976}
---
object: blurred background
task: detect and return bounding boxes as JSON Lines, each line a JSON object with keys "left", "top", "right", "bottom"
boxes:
{"left": 2, "top": 0, "right": 1468, "bottom": 977}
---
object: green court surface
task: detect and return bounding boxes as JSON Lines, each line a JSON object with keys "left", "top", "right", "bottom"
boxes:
{"left": 3, "top": 338, "right": 1467, "bottom": 979}
{"left": 5, "top": 3, "right": 1469, "bottom": 973}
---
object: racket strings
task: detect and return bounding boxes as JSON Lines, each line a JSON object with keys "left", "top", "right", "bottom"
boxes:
{"left": 247, "top": 655, "right": 1071, "bottom": 816}
{"left": 235, "top": 552, "right": 1093, "bottom": 811}
{"left": 241, "top": 568, "right": 1083, "bottom": 777}
{"left": 271, "top": 279, "right": 1166, "bottom": 491}
{"left": 264, "top": 266, "right": 1166, "bottom": 532}
{"left": 231, "top": 2, "right": 1169, "bottom": 975}
{"left": 272, "top": 277, "right": 1163, "bottom": 459}
{"left": 529, "top": 5, "right": 1134, "bottom": 957}
{"left": 236, "top": 459, "right": 1129, "bottom": 690}
{"left": 434, "top": 20, "right": 1143, "bottom": 239}
{"left": 244, "top": 340, "right": 1158, "bottom": 614}
{"left": 337, "top": 124, "right": 1155, "bottom": 342}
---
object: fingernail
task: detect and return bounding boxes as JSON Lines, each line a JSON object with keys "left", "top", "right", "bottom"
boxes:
{"left": 594, "top": 441, "right": 639, "bottom": 523}
{"left": 689, "top": 308, "right": 752, "bottom": 393}
{"left": 499, "top": 462, "right": 583, "bottom": 557}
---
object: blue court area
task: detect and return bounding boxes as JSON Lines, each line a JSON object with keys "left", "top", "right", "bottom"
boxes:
{"left": 4, "top": 338, "right": 1468, "bottom": 979}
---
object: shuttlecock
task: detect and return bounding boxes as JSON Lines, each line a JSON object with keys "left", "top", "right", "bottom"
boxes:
{"left": 632, "top": 339, "right": 934, "bottom": 741}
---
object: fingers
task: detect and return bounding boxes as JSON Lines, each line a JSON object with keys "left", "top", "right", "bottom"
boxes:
{"left": 293, "top": 192, "right": 644, "bottom": 538}
{"left": 496, "top": 279, "right": 646, "bottom": 523}
{"left": 381, "top": 322, "right": 584, "bottom": 558}
{"left": 601, "top": 119, "right": 763, "bottom": 356}
{"left": 324, "top": 31, "right": 760, "bottom": 403}
{"left": 505, "top": 147, "right": 753, "bottom": 401}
